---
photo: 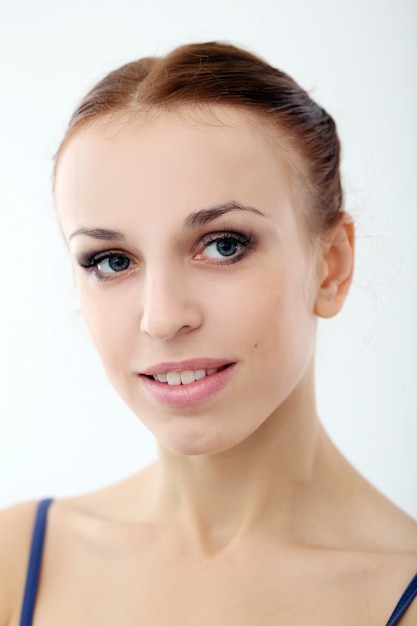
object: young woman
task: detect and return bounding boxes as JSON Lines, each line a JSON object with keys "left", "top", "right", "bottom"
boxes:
{"left": 1, "top": 42, "right": 416, "bottom": 626}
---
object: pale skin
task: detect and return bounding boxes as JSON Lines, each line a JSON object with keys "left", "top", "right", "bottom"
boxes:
{"left": 1, "top": 107, "right": 417, "bottom": 626}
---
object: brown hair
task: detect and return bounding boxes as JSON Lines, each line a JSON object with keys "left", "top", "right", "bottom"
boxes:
{"left": 55, "top": 41, "right": 343, "bottom": 235}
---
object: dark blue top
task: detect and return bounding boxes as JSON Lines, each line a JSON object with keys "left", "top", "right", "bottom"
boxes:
{"left": 19, "top": 498, "right": 417, "bottom": 625}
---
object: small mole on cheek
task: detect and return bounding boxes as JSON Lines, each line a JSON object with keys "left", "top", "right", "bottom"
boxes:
{"left": 253, "top": 343, "right": 258, "bottom": 348}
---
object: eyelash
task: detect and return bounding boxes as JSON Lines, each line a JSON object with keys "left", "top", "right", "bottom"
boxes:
{"left": 77, "top": 250, "right": 133, "bottom": 282}
{"left": 76, "top": 230, "right": 254, "bottom": 281}
{"left": 196, "top": 231, "right": 253, "bottom": 265}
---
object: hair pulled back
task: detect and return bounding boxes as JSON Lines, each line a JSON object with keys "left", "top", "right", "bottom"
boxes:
{"left": 56, "top": 41, "right": 343, "bottom": 235}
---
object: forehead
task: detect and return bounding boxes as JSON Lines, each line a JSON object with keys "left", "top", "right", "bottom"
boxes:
{"left": 55, "top": 106, "right": 300, "bottom": 232}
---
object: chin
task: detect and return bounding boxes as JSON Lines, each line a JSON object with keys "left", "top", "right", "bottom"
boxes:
{"left": 157, "top": 429, "right": 241, "bottom": 458}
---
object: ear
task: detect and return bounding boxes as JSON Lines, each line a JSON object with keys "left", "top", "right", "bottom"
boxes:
{"left": 314, "top": 213, "right": 354, "bottom": 319}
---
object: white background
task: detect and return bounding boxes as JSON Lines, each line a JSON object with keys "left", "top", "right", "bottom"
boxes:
{"left": 0, "top": 0, "right": 416, "bottom": 517}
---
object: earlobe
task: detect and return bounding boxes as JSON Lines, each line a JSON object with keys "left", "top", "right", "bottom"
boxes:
{"left": 314, "top": 213, "right": 355, "bottom": 319}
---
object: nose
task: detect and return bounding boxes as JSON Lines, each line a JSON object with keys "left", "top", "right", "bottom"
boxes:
{"left": 139, "top": 268, "right": 203, "bottom": 340}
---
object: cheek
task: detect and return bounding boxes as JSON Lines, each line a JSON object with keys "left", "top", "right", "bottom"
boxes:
{"left": 77, "top": 284, "right": 137, "bottom": 369}
{"left": 236, "top": 269, "right": 316, "bottom": 373}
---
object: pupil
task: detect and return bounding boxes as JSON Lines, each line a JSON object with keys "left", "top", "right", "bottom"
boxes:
{"left": 109, "top": 255, "right": 129, "bottom": 271}
{"left": 216, "top": 239, "right": 237, "bottom": 256}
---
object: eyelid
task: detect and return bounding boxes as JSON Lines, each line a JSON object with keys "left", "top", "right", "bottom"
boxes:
{"left": 194, "top": 229, "right": 255, "bottom": 265}
{"left": 199, "top": 230, "right": 252, "bottom": 246}
{"left": 75, "top": 248, "right": 136, "bottom": 282}
{"left": 76, "top": 248, "right": 131, "bottom": 268}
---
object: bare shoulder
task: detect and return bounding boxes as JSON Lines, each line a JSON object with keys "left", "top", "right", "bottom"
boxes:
{"left": 57, "top": 465, "right": 157, "bottom": 522}
{"left": 0, "top": 473, "right": 153, "bottom": 625}
{"left": 375, "top": 498, "right": 417, "bottom": 623}
{"left": 0, "top": 500, "right": 39, "bottom": 626}
{"left": 342, "top": 468, "right": 417, "bottom": 623}
{"left": 356, "top": 478, "right": 417, "bottom": 552}
{"left": 328, "top": 439, "right": 417, "bottom": 552}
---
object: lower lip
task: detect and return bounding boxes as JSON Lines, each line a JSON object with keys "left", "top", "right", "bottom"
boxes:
{"left": 139, "top": 365, "right": 235, "bottom": 408}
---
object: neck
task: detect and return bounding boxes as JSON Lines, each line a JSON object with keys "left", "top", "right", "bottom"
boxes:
{"left": 147, "top": 365, "right": 333, "bottom": 553}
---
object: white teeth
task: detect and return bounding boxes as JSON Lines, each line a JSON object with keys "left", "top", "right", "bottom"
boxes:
{"left": 167, "top": 371, "right": 181, "bottom": 386}
{"left": 180, "top": 370, "right": 195, "bottom": 385}
{"left": 152, "top": 367, "right": 221, "bottom": 385}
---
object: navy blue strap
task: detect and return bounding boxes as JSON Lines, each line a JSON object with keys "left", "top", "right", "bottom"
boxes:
{"left": 385, "top": 573, "right": 417, "bottom": 626}
{"left": 19, "top": 498, "right": 54, "bottom": 626}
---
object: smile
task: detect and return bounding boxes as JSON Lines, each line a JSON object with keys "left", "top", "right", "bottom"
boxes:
{"left": 140, "top": 362, "right": 235, "bottom": 408}
{"left": 152, "top": 366, "right": 228, "bottom": 386}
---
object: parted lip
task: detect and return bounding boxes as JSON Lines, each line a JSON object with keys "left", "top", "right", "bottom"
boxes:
{"left": 140, "top": 358, "right": 234, "bottom": 376}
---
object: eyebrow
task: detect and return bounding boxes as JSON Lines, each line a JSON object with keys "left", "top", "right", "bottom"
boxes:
{"left": 69, "top": 227, "right": 126, "bottom": 242}
{"left": 68, "top": 201, "right": 266, "bottom": 241}
{"left": 183, "top": 201, "right": 265, "bottom": 229}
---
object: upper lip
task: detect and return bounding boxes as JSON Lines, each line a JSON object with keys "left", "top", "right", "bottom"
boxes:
{"left": 140, "top": 358, "right": 233, "bottom": 376}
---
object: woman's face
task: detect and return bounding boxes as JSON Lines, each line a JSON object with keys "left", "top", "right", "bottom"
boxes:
{"left": 56, "top": 107, "right": 322, "bottom": 456}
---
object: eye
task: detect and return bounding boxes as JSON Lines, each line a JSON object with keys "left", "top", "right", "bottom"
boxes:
{"left": 76, "top": 250, "right": 133, "bottom": 280}
{"left": 97, "top": 254, "right": 131, "bottom": 274}
{"left": 204, "top": 237, "right": 240, "bottom": 258}
{"left": 196, "top": 231, "right": 253, "bottom": 264}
